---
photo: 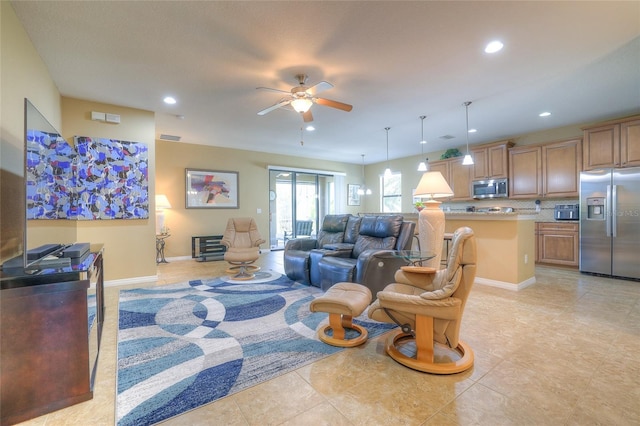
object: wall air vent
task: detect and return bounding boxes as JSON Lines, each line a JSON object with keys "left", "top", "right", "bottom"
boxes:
{"left": 439, "top": 135, "right": 455, "bottom": 140}
{"left": 159, "top": 134, "right": 181, "bottom": 142}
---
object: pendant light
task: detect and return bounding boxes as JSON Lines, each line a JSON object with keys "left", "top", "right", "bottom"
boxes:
{"left": 384, "top": 127, "right": 392, "bottom": 178}
{"left": 417, "top": 115, "right": 428, "bottom": 172}
{"left": 462, "top": 101, "right": 474, "bottom": 165}
{"left": 357, "top": 154, "right": 372, "bottom": 195}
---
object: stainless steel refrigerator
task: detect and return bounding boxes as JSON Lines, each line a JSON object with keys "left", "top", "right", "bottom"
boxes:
{"left": 580, "top": 167, "right": 640, "bottom": 280}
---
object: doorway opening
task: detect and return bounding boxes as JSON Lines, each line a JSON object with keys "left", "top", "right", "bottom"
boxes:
{"left": 268, "top": 168, "right": 339, "bottom": 250}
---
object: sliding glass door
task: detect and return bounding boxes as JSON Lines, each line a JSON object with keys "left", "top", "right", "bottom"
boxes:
{"left": 268, "top": 169, "right": 335, "bottom": 250}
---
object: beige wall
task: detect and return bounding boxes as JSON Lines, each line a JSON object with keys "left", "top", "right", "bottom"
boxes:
{"left": 60, "top": 97, "right": 157, "bottom": 281}
{"left": 1, "top": 2, "right": 61, "bottom": 264}
{"left": 156, "top": 140, "right": 363, "bottom": 258}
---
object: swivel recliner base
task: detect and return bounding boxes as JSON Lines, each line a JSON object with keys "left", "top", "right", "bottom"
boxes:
{"left": 385, "top": 330, "right": 474, "bottom": 374}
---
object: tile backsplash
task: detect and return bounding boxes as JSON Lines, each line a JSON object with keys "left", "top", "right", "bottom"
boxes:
{"left": 440, "top": 198, "right": 579, "bottom": 222}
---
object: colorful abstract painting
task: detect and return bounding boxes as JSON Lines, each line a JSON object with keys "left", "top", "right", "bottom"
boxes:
{"left": 25, "top": 133, "right": 148, "bottom": 220}
{"left": 74, "top": 137, "right": 149, "bottom": 220}
{"left": 26, "top": 130, "right": 77, "bottom": 219}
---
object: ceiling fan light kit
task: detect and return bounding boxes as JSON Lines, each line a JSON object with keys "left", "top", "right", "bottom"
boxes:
{"left": 291, "top": 98, "right": 313, "bottom": 113}
{"left": 257, "top": 73, "right": 353, "bottom": 123}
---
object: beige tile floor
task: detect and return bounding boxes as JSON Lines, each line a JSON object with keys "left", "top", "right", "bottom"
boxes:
{"left": 17, "top": 252, "right": 640, "bottom": 425}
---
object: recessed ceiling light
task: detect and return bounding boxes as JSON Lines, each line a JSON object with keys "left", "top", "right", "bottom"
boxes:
{"left": 305, "top": 125, "right": 315, "bottom": 131}
{"left": 468, "top": 128, "right": 477, "bottom": 133}
{"left": 163, "top": 96, "right": 177, "bottom": 105}
{"left": 485, "top": 40, "right": 504, "bottom": 53}
{"left": 539, "top": 112, "right": 551, "bottom": 117}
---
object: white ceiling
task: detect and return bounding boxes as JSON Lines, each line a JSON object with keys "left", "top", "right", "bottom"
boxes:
{"left": 12, "top": 1, "right": 640, "bottom": 165}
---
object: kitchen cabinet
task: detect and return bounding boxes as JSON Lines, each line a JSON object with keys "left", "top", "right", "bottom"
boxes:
{"left": 509, "top": 138, "right": 581, "bottom": 199}
{"left": 583, "top": 116, "right": 640, "bottom": 170}
{"left": 471, "top": 140, "right": 514, "bottom": 180}
{"left": 542, "top": 138, "right": 582, "bottom": 197}
{"left": 508, "top": 145, "right": 542, "bottom": 198}
{"left": 428, "top": 157, "right": 472, "bottom": 201}
{"left": 536, "top": 222, "right": 579, "bottom": 267}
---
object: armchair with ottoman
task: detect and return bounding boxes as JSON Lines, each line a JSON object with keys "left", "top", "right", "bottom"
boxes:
{"left": 368, "top": 226, "right": 477, "bottom": 374}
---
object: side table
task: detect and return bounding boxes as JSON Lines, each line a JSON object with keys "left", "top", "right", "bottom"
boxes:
{"left": 156, "top": 234, "right": 170, "bottom": 264}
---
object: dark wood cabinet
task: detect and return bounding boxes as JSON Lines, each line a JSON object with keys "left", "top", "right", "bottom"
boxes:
{"left": 0, "top": 248, "right": 104, "bottom": 425}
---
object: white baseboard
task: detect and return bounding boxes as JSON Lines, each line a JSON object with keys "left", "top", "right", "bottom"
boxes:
{"left": 474, "top": 276, "right": 536, "bottom": 291}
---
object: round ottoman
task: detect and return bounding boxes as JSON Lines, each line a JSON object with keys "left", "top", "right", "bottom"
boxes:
{"left": 310, "top": 282, "right": 372, "bottom": 347}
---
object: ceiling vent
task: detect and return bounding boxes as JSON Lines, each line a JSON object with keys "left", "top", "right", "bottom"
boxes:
{"left": 159, "top": 134, "right": 181, "bottom": 142}
{"left": 439, "top": 135, "right": 455, "bottom": 140}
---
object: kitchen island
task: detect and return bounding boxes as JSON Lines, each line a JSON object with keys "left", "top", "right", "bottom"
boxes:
{"left": 444, "top": 212, "right": 536, "bottom": 290}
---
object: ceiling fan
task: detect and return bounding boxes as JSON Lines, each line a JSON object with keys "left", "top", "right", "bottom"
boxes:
{"left": 257, "top": 74, "right": 353, "bottom": 122}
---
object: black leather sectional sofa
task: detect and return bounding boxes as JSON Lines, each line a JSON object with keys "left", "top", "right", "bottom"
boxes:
{"left": 283, "top": 214, "right": 416, "bottom": 297}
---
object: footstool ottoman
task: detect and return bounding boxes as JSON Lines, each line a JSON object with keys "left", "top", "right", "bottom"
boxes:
{"left": 310, "top": 282, "right": 372, "bottom": 347}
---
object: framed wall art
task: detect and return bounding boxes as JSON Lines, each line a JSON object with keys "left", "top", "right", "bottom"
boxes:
{"left": 185, "top": 168, "right": 239, "bottom": 209}
{"left": 347, "top": 184, "right": 361, "bottom": 206}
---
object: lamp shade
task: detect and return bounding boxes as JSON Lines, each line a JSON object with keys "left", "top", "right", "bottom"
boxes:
{"left": 155, "top": 194, "right": 172, "bottom": 210}
{"left": 291, "top": 98, "right": 312, "bottom": 113}
{"left": 414, "top": 171, "right": 454, "bottom": 200}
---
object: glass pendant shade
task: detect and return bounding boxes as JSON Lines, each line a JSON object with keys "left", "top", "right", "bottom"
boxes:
{"left": 291, "top": 98, "right": 312, "bottom": 113}
{"left": 417, "top": 115, "right": 428, "bottom": 171}
{"left": 358, "top": 154, "right": 370, "bottom": 195}
{"left": 384, "top": 127, "right": 392, "bottom": 177}
{"left": 463, "top": 101, "right": 474, "bottom": 165}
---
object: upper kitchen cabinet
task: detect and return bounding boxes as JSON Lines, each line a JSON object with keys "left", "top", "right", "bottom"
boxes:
{"left": 583, "top": 116, "right": 640, "bottom": 170}
{"left": 509, "top": 145, "right": 542, "bottom": 198}
{"left": 471, "top": 140, "right": 514, "bottom": 180}
{"left": 428, "top": 157, "right": 472, "bottom": 201}
{"left": 542, "top": 138, "right": 582, "bottom": 198}
{"left": 509, "top": 138, "right": 582, "bottom": 199}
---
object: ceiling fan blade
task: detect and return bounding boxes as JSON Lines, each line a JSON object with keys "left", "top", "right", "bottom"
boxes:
{"left": 306, "top": 81, "right": 333, "bottom": 96}
{"left": 302, "top": 110, "right": 313, "bottom": 123}
{"left": 315, "top": 97, "right": 353, "bottom": 112}
{"left": 256, "top": 86, "right": 290, "bottom": 94}
{"left": 257, "top": 99, "right": 291, "bottom": 115}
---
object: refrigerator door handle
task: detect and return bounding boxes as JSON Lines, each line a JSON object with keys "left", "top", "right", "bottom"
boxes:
{"left": 606, "top": 185, "right": 612, "bottom": 237}
{"left": 612, "top": 184, "right": 617, "bottom": 238}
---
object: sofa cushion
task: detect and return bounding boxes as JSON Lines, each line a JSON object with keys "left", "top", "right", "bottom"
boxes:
{"left": 316, "top": 214, "right": 349, "bottom": 248}
{"left": 352, "top": 215, "right": 403, "bottom": 258}
{"left": 343, "top": 216, "right": 362, "bottom": 244}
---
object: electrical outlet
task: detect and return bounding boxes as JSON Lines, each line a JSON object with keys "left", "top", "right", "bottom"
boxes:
{"left": 524, "top": 254, "right": 528, "bottom": 264}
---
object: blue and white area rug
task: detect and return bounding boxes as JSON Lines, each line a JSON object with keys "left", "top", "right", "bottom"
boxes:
{"left": 116, "top": 271, "right": 395, "bottom": 426}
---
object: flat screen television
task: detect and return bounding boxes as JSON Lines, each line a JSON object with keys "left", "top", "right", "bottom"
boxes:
{"left": 23, "top": 99, "right": 77, "bottom": 268}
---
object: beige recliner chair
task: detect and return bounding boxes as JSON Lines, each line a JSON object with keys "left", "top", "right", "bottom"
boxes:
{"left": 368, "top": 226, "right": 477, "bottom": 374}
{"left": 221, "top": 217, "right": 265, "bottom": 280}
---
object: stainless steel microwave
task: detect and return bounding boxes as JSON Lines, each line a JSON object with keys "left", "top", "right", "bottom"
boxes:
{"left": 472, "top": 178, "right": 508, "bottom": 199}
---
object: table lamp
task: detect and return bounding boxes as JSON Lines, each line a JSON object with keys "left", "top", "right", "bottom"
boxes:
{"left": 414, "top": 171, "right": 453, "bottom": 268}
{"left": 155, "top": 194, "right": 172, "bottom": 234}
